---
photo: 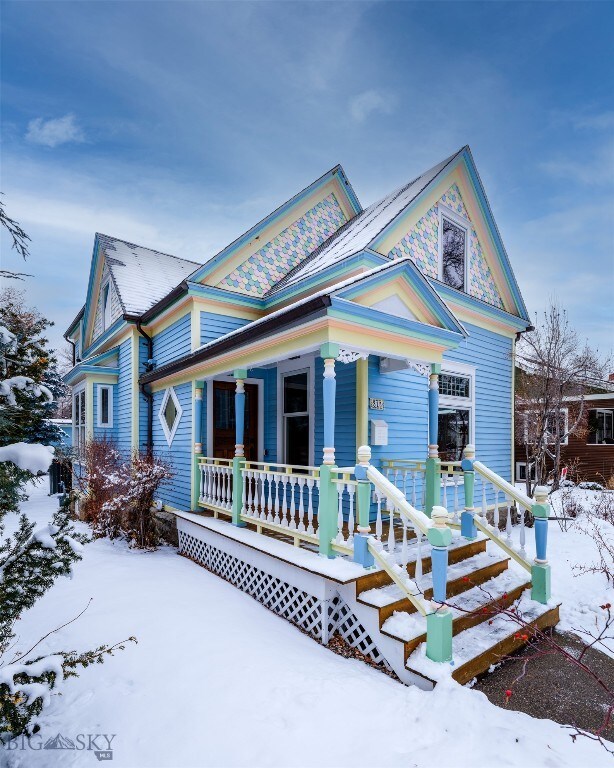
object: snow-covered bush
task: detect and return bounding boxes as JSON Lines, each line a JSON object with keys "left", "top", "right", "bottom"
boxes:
{"left": 579, "top": 481, "right": 605, "bottom": 491}
{"left": 75, "top": 440, "right": 173, "bottom": 548}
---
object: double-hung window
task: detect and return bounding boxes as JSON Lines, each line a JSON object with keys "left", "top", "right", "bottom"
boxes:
{"left": 437, "top": 366, "right": 475, "bottom": 461}
{"left": 97, "top": 384, "right": 113, "bottom": 428}
{"left": 282, "top": 370, "right": 310, "bottom": 466}
{"left": 439, "top": 207, "right": 468, "bottom": 291}
{"left": 588, "top": 409, "right": 614, "bottom": 444}
{"left": 73, "top": 387, "right": 86, "bottom": 456}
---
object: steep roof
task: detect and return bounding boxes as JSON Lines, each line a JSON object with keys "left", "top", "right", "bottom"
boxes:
{"left": 97, "top": 234, "right": 201, "bottom": 316}
{"left": 268, "top": 149, "right": 464, "bottom": 295}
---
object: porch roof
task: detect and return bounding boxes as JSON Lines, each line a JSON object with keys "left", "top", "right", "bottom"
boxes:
{"left": 140, "top": 260, "right": 466, "bottom": 388}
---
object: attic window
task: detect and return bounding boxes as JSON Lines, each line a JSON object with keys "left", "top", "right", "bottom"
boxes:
{"left": 159, "top": 387, "right": 182, "bottom": 446}
{"left": 439, "top": 214, "right": 467, "bottom": 291}
{"left": 102, "top": 283, "right": 112, "bottom": 330}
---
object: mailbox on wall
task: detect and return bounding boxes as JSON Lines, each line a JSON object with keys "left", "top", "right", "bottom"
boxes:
{"left": 371, "top": 419, "right": 388, "bottom": 446}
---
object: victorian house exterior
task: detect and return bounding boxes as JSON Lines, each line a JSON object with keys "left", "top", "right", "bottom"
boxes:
{"left": 64, "top": 147, "right": 559, "bottom": 686}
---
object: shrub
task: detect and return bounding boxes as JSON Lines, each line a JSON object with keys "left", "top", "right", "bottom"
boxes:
{"left": 579, "top": 481, "right": 605, "bottom": 491}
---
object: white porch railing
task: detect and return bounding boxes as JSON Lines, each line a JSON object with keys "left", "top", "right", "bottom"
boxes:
{"left": 240, "top": 461, "right": 321, "bottom": 547}
{"left": 198, "top": 457, "right": 234, "bottom": 515}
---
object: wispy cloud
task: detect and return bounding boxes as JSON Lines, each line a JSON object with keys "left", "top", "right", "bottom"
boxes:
{"left": 349, "top": 90, "right": 397, "bottom": 123}
{"left": 25, "top": 113, "right": 85, "bottom": 147}
{"left": 539, "top": 141, "right": 614, "bottom": 186}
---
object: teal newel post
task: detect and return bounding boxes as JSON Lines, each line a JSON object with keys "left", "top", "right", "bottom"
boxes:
{"left": 425, "top": 364, "right": 441, "bottom": 517}
{"left": 426, "top": 506, "right": 453, "bottom": 663}
{"left": 232, "top": 369, "right": 247, "bottom": 527}
{"left": 354, "top": 445, "right": 374, "bottom": 569}
{"left": 460, "top": 444, "right": 477, "bottom": 539}
{"left": 192, "top": 382, "right": 204, "bottom": 510}
{"left": 531, "top": 486, "right": 551, "bottom": 604}
{"left": 318, "top": 343, "right": 339, "bottom": 558}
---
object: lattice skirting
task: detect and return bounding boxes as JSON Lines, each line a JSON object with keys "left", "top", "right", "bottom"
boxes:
{"left": 179, "top": 530, "right": 389, "bottom": 669}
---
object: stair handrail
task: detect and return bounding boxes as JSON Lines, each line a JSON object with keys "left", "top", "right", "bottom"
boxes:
{"left": 472, "top": 460, "right": 533, "bottom": 512}
{"left": 365, "top": 465, "right": 433, "bottom": 537}
{"left": 367, "top": 540, "right": 430, "bottom": 617}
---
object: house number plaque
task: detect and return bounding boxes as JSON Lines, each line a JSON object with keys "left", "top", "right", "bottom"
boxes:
{"left": 369, "top": 398, "right": 385, "bottom": 411}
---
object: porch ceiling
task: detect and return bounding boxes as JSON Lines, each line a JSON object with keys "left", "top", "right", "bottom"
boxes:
{"left": 142, "top": 292, "right": 464, "bottom": 391}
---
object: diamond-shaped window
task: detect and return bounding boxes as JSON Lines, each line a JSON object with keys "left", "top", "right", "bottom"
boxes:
{"left": 159, "top": 387, "right": 182, "bottom": 446}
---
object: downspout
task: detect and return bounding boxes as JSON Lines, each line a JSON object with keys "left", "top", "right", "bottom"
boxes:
{"left": 136, "top": 321, "right": 154, "bottom": 456}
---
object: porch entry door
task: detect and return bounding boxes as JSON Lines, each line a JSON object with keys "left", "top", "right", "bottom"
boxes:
{"left": 212, "top": 380, "right": 258, "bottom": 460}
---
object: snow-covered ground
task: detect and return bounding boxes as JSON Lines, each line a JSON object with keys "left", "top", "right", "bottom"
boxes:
{"left": 3, "top": 480, "right": 613, "bottom": 768}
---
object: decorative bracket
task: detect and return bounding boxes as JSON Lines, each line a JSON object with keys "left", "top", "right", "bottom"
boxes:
{"left": 406, "top": 359, "right": 430, "bottom": 377}
{"left": 337, "top": 348, "right": 369, "bottom": 365}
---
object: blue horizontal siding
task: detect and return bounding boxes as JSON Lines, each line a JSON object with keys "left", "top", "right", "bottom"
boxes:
{"left": 152, "top": 313, "right": 191, "bottom": 367}
{"left": 152, "top": 382, "right": 192, "bottom": 510}
{"left": 314, "top": 357, "right": 356, "bottom": 470}
{"left": 116, "top": 337, "right": 132, "bottom": 455}
{"left": 201, "top": 312, "right": 249, "bottom": 345}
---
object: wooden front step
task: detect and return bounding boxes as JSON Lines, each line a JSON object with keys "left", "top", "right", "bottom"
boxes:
{"left": 377, "top": 556, "right": 511, "bottom": 625}
{"left": 354, "top": 537, "right": 487, "bottom": 594}
{"left": 450, "top": 604, "right": 561, "bottom": 685}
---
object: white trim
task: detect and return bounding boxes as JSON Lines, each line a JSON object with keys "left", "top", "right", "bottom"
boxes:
{"left": 72, "top": 382, "right": 86, "bottom": 453}
{"left": 587, "top": 407, "right": 614, "bottom": 446}
{"left": 439, "top": 360, "right": 476, "bottom": 453}
{"left": 206, "top": 376, "right": 264, "bottom": 460}
{"left": 562, "top": 392, "right": 614, "bottom": 402}
{"left": 96, "top": 384, "right": 114, "bottom": 428}
{"left": 515, "top": 461, "right": 536, "bottom": 483}
{"left": 437, "top": 203, "right": 469, "bottom": 292}
{"left": 277, "top": 355, "right": 315, "bottom": 467}
{"left": 159, "top": 386, "right": 183, "bottom": 447}
{"left": 519, "top": 408, "right": 569, "bottom": 446}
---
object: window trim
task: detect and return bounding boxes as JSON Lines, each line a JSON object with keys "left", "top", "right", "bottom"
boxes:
{"left": 96, "top": 384, "right": 114, "bottom": 429}
{"left": 277, "top": 356, "right": 315, "bottom": 467}
{"left": 159, "top": 386, "right": 183, "bottom": 447}
{"left": 520, "top": 408, "right": 569, "bottom": 446}
{"left": 438, "top": 360, "right": 476, "bottom": 457}
{"left": 515, "top": 461, "right": 536, "bottom": 483}
{"left": 587, "top": 407, "right": 614, "bottom": 446}
{"left": 72, "top": 383, "right": 87, "bottom": 456}
{"left": 438, "top": 203, "right": 469, "bottom": 292}
{"left": 102, "top": 281, "right": 112, "bottom": 331}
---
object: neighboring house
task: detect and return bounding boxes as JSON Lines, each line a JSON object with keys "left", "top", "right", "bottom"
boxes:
{"left": 50, "top": 417, "right": 73, "bottom": 447}
{"left": 64, "top": 146, "right": 559, "bottom": 685}
{"left": 515, "top": 388, "right": 614, "bottom": 485}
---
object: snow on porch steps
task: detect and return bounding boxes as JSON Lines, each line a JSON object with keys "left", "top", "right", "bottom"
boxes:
{"left": 358, "top": 547, "right": 507, "bottom": 608}
{"left": 381, "top": 568, "right": 530, "bottom": 643}
{"left": 405, "top": 593, "right": 560, "bottom": 686}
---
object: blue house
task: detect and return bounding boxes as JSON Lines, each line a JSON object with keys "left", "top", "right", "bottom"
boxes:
{"left": 65, "top": 147, "right": 558, "bottom": 685}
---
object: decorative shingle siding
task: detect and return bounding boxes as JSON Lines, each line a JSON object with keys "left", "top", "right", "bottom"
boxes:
{"left": 152, "top": 382, "right": 193, "bottom": 510}
{"left": 92, "top": 262, "right": 122, "bottom": 342}
{"left": 216, "top": 193, "right": 347, "bottom": 297}
{"left": 116, "top": 337, "right": 133, "bottom": 454}
{"left": 152, "top": 313, "right": 191, "bottom": 368}
{"left": 200, "top": 312, "right": 250, "bottom": 346}
{"left": 388, "top": 184, "right": 504, "bottom": 309}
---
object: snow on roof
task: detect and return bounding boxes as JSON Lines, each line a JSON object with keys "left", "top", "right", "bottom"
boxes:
{"left": 97, "top": 234, "right": 201, "bottom": 316}
{"left": 268, "top": 149, "right": 464, "bottom": 295}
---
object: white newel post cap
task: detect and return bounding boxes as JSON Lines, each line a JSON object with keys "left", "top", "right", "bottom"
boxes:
{"left": 534, "top": 486, "right": 549, "bottom": 504}
{"left": 431, "top": 506, "right": 450, "bottom": 528}
{"left": 463, "top": 444, "right": 475, "bottom": 460}
{"left": 357, "top": 445, "right": 372, "bottom": 465}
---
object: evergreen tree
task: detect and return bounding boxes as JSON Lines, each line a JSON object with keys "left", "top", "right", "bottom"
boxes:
{"left": 0, "top": 203, "right": 133, "bottom": 741}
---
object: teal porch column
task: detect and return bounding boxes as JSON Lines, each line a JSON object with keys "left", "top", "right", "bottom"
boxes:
{"left": 353, "top": 445, "right": 374, "bottom": 569}
{"left": 531, "top": 486, "right": 551, "bottom": 604}
{"left": 318, "top": 343, "right": 339, "bottom": 558}
{"left": 425, "top": 364, "right": 441, "bottom": 517}
{"left": 191, "top": 381, "right": 205, "bottom": 510}
{"left": 232, "top": 369, "right": 247, "bottom": 527}
{"left": 460, "top": 444, "right": 477, "bottom": 539}
{"left": 426, "top": 506, "right": 453, "bottom": 662}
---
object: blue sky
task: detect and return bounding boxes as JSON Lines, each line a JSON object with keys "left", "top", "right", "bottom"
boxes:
{"left": 1, "top": 1, "right": 612, "bottom": 356}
